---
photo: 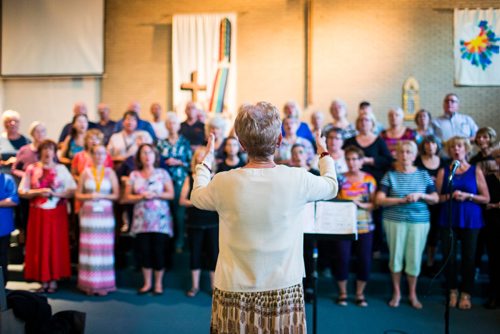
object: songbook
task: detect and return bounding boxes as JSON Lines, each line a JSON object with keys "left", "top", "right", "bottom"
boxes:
{"left": 303, "top": 200, "right": 357, "bottom": 240}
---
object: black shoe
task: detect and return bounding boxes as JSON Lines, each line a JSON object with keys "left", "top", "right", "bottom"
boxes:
{"left": 137, "top": 288, "right": 152, "bottom": 295}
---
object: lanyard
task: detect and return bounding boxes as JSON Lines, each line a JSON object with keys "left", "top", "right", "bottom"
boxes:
{"left": 92, "top": 167, "right": 105, "bottom": 193}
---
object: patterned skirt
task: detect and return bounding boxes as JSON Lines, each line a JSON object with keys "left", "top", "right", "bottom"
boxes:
{"left": 77, "top": 200, "right": 116, "bottom": 294}
{"left": 210, "top": 284, "right": 306, "bottom": 334}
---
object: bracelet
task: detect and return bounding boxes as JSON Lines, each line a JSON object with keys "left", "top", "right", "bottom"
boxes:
{"left": 200, "top": 161, "right": 212, "bottom": 173}
{"left": 468, "top": 193, "right": 474, "bottom": 201}
{"left": 319, "top": 152, "right": 330, "bottom": 159}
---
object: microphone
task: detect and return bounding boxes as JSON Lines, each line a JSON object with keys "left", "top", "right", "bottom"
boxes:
{"left": 448, "top": 160, "right": 461, "bottom": 183}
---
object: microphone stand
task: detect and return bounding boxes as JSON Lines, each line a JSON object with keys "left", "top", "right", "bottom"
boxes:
{"left": 444, "top": 174, "right": 455, "bottom": 334}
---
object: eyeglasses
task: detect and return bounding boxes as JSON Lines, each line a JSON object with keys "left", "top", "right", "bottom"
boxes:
{"left": 445, "top": 99, "right": 458, "bottom": 103}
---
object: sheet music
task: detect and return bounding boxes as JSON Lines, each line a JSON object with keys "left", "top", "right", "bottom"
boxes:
{"left": 303, "top": 201, "right": 357, "bottom": 237}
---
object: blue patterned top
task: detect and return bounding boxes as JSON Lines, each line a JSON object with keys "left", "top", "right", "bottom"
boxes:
{"left": 156, "top": 135, "right": 192, "bottom": 189}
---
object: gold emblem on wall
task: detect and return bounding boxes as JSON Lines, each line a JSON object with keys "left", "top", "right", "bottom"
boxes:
{"left": 403, "top": 77, "right": 420, "bottom": 121}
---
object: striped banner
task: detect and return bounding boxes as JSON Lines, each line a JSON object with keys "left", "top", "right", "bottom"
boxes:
{"left": 209, "top": 18, "right": 231, "bottom": 113}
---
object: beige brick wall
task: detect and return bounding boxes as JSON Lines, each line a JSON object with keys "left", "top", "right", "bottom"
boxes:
{"left": 103, "top": 0, "right": 500, "bottom": 133}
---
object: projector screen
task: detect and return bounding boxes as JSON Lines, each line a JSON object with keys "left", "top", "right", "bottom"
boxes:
{"left": 1, "top": 0, "right": 104, "bottom": 76}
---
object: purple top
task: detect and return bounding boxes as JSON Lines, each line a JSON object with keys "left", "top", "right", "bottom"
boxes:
{"left": 12, "top": 144, "right": 38, "bottom": 179}
{"left": 438, "top": 164, "right": 483, "bottom": 229}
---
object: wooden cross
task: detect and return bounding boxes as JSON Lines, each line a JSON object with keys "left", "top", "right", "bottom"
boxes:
{"left": 180, "top": 71, "right": 207, "bottom": 102}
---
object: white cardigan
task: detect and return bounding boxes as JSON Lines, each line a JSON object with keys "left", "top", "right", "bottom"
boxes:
{"left": 191, "top": 156, "right": 338, "bottom": 292}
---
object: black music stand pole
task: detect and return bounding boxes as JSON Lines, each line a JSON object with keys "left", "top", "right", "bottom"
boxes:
{"left": 312, "top": 239, "right": 318, "bottom": 334}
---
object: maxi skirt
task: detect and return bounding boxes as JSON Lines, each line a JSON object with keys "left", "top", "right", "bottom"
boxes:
{"left": 210, "top": 284, "right": 306, "bottom": 334}
{"left": 24, "top": 204, "right": 71, "bottom": 282}
{"left": 77, "top": 200, "right": 116, "bottom": 294}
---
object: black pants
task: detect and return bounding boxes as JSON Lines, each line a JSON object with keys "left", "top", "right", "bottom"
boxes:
{"left": 0, "top": 234, "right": 10, "bottom": 285}
{"left": 136, "top": 233, "right": 170, "bottom": 271}
{"left": 441, "top": 227, "right": 480, "bottom": 294}
{"left": 485, "top": 209, "right": 500, "bottom": 300}
{"left": 187, "top": 227, "right": 218, "bottom": 270}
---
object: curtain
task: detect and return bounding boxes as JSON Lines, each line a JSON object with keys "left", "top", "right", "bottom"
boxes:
{"left": 172, "top": 14, "right": 237, "bottom": 115}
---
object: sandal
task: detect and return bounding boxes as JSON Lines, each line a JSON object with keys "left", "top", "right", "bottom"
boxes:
{"left": 186, "top": 288, "right": 199, "bottom": 298}
{"left": 388, "top": 296, "right": 400, "bottom": 308}
{"left": 449, "top": 290, "right": 458, "bottom": 308}
{"left": 409, "top": 297, "right": 423, "bottom": 309}
{"left": 355, "top": 295, "right": 368, "bottom": 307}
{"left": 458, "top": 292, "right": 472, "bottom": 310}
{"left": 336, "top": 295, "right": 348, "bottom": 306}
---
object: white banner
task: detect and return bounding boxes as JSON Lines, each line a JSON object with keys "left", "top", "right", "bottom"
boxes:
{"left": 454, "top": 8, "right": 500, "bottom": 86}
{"left": 172, "top": 14, "right": 237, "bottom": 117}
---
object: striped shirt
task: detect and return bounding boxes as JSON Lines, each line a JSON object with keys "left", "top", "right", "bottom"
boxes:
{"left": 379, "top": 169, "right": 435, "bottom": 224}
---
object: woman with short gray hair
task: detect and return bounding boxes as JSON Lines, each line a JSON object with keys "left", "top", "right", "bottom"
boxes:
{"left": 191, "top": 101, "right": 338, "bottom": 333}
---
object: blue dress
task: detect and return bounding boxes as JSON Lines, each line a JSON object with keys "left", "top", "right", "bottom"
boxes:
{"left": 438, "top": 165, "right": 483, "bottom": 229}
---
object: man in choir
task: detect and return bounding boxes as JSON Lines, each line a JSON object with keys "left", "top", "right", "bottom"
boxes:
{"left": 432, "top": 93, "right": 478, "bottom": 142}
{"left": 150, "top": 102, "right": 168, "bottom": 140}
{"left": 95, "top": 103, "right": 116, "bottom": 145}
{"left": 179, "top": 101, "right": 206, "bottom": 152}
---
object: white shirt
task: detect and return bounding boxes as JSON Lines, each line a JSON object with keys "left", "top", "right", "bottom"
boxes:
{"left": 107, "top": 130, "right": 152, "bottom": 159}
{"left": 191, "top": 156, "right": 338, "bottom": 292}
{"left": 432, "top": 113, "right": 478, "bottom": 141}
{"left": 151, "top": 121, "right": 168, "bottom": 140}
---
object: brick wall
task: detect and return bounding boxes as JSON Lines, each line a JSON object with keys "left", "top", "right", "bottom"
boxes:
{"left": 103, "top": 0, "right": 500, "bottom": 133}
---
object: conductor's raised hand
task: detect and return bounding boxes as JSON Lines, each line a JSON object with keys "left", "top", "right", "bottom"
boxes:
{"left": 203, "top": 133, "right": 216, "bottom": 166}
{"left": 315, "top": 130, "right": 327, "bottom": 155}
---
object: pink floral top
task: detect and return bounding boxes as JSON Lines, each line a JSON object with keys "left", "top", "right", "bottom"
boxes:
{"left": 128, "top": 168, "right": 173, "bottom": 236}
{"left": 19, "top": 163, "right": 76, "bottom": 209}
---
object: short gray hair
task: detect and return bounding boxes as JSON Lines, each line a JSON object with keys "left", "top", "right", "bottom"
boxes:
{"left": 396, "top": 140, "right": 418, "bottom": 155}
{"left": 2, "top": 110, "right": 20, "bottom": 122}
{"left": 165, "top": 111, "right": 179, "bottom": 123}
{"left": 205, "top": 115, "right": 227, "bottom": 135}
{"left": 235, "top": 102, "right": 281, "bottom": 158}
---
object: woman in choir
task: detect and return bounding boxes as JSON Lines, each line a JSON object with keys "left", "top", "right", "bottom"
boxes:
{"left": 191, "top": 102, "right": 338, "bottom": 333}
{"left": 59, "top": 114, "right": 89, "bottom": 166}
{"left": 123, "top": 143, "right": 174, "bottom": 295}
{"left": 380, "top": 107, "right": 417, "bottom": 158}
{"left": 76, "top": 144, "right": 119, "bottom": 296}
{"left": 333, "top": 146, "right": 376, "bottom": 307}
{"left": 275, "top": 116, "right": 314, "bottom": 165}
{"left": 324, "top": 127, "right": 348, "bottom": 174}
{"left": 179, "top": 147, "right": 219, "bottom": 297}
{"left": 157, "top": 112, "right": 192, "bottom": 253}
{"left": 376, "top": 141, "right": 438, "bottom": 309}
{"left": 205, "top": 115, "right": 228, "bottom": 166}
{"left": 414, "top": 109, "right": 434, "bottom": 144}
{"left": 19, "top": 139, "right": 76, "bottom": 293}
{"left": 12, "top": 122, "right": 47, "bottom": 179}
{"left": 325, "top": 99, "right": 356, "bottom": 140}
{"left": 216, "top": 136, "right": 245, "bottom": 172}
{"left": 71, "top": 129, "right": 113, "bottom": 184}
{"left": 414, "top": 135, "right": 449, "bottom": 275}
{"left": 12, "top": 122, "right": 47, "bottom": 245}
{"left": 344, "top": 112, "right": 392, "bottom": 254}
{"left": 0, "top": 110, "right": 30, "bottom": 171}
{"left": 436, "top": 136, "right": 490, "bottom": 310}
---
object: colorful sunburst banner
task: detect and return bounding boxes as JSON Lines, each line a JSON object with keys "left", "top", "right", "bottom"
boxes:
{"left": 454, "top": 8, "right": 500, "bottom": 86}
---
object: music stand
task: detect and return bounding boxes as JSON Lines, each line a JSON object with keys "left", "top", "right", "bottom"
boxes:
{"left": 304, "top": 200, "right": 357, "bottom": 334}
